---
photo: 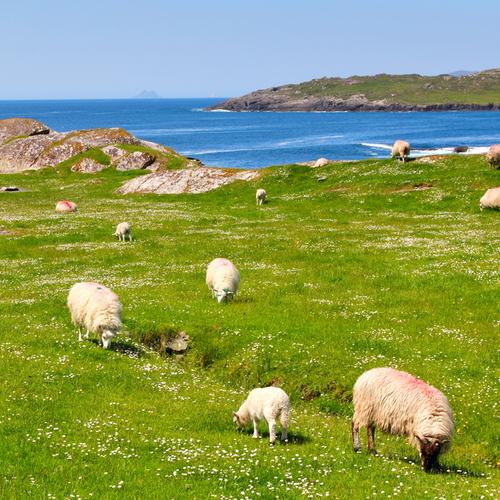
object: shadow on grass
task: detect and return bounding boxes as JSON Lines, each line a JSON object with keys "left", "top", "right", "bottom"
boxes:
{"left": 87, "top": 338, "right": 145, "bottom": 357}
{"left": 382, "top": 452, "right": 482, "bottom": 476}
{"left": 238, "top": 428, "right": 310, "bottom": 445}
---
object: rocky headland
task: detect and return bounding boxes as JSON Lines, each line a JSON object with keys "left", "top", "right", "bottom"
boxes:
{"left": 209, "top": 69, "right": 500, "bottom": 112}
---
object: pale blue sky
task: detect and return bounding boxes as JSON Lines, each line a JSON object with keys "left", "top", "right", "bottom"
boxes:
{"left": 1, "top": 0, "right": 499, "bottom": 99}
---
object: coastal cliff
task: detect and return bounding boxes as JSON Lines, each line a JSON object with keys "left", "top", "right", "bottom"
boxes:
{"left": 209, "top": 69, "right": 500, "bottom": 112}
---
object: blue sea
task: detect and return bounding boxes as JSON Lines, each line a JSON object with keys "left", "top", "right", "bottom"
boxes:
{"left": 0, "top": 98, "right": 499, "bottom": 169}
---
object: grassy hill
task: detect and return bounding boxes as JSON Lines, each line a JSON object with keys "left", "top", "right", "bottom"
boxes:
{"left": 0, "top": 155, "right": 498, "bottom": 497}
{"left": 210, "top": 69, "right": 500, "bottom": 111}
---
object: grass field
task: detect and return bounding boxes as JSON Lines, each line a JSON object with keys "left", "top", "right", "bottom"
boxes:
{"left": 0, "top": 155, "right": 498, "bottom": 498}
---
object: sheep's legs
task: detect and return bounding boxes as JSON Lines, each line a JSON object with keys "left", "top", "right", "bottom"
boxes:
{"left": 85, "top": 329, "right": 90, "bottom": 339}
{"left": 367, "top": 424, "right": 376, "bottom": 453}
{"left": 252, "top": 419, "right": 259, "bottom": 439}
{"left": 279, "top": 411, "right": 289, "bottom": 441}
{"left": 268, "top": 418, "right": 277, "bottom": 444}
{"left": 78, "top": 327, "right": 83, "bottom": 342}
{"left": 352, "top": 421, "right": 361, "bottom": 452}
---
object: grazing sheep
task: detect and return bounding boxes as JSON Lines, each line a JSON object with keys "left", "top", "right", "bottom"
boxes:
{"left": 486, "top": 144, "right": 500, "bottom": 168}
{"left": 391, "top": 140, "right": 411, "bottom": 162}
{"left": 114, "top": 222, "right": 133, "bottom": 241}
{"left": 55, "top": 200, "right": 77, "bottom": 212}
{"left": 233, "top": 387, "right": 290, "bottom": 444}
{"left": 67, "top": 282, "right": 122, "bottom": 349}
{"left": 256, "top": 188, "right": 267, "bottom": 205}
{"left": 480, "top": 187, "right": 500, "bottom": 210}
{"left": 206, "top": 258, "right": 240, "bottom": 303}
{"left": 314, "top": 157, "right": 329, "bottom": 167}
{"left": 352, "top": 367, "right": 454, "bottom": 471}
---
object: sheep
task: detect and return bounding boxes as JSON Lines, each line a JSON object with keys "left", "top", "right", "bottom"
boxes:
{"left": 114, "top": 222, "right": 133, "bottom": 241}
{"left": 55, "top": 200, "right": 77, "bottom": 212}
{"left": 352, "top": 367, "right": 454, "bottom": 471}
{"left": 256, "top": 188, "right": 267, "bottom": 206}
{"left": 233, "top": 387, "right": 290, "bottom": 444}
{"left": 67, "top": 282, "right": 122, "bottom": 349}
{"left": 206, "top": 258, "right": 240, "bottom": 303}
{"left": 486, "top": 144, "right": 500, "bottom": 169}
{"left": 391, "top": 140, "right": 411, "bottom": 162}
{"left": 314, "top": 157, "right": 329, "bottom": 167}
{"left": 480, "top": 187, "right": 500, "bottom": 210}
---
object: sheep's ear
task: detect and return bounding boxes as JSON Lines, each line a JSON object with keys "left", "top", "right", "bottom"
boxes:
{"left": 414, "top": 433, "right": 428, "bottom": 445}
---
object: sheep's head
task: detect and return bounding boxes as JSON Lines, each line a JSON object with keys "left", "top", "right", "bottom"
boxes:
{"left": 415, "top": 434, "right": 449, "bottom": 471}
{"left": 101, "top": 330, "right": 115, "bottom": 349}
{"left": 233, "top": 412, "right": 248, "bottom": 427}
{"left": 215, "top": 288, "right": 234, "bottom": 304}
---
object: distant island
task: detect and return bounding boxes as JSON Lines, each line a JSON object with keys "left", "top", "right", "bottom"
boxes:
{"left": 208, "top": 68, "right": 500, "bottom": 112}
{"left": 133, "top": 90, "right": 162, "bottom": 99}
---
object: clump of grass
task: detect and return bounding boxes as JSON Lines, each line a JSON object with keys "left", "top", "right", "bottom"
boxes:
{"left": 127, "top": 320, "right": 181, "bottom": 355}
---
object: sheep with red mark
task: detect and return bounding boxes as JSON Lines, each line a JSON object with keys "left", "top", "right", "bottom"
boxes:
{"left": 352, "top": 367, "right": 454, "bottom": 471}
{"left": 391, "top": 140, "right": 411, "bottom": 162}
{"left": 486, "top": 144, "right": 500, "bottom": 168}
{"left": 206, "top": 258, "right": 240, "bottom": 303}
{"left": 55, "top": 200, "right": 77, "bottom": 212}
{"left": 233, "top": 387, "right": 290, "bottom": 444}
{"left": 67, "top": 282, "right": 122, "bottom": 349}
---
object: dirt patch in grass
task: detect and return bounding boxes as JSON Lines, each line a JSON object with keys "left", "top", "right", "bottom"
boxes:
{"left": 390, "top": 182, "right": 433, "bottom": 193}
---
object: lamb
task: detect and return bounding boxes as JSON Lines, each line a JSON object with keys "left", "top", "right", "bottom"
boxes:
{"left": 256, "top": 188, "right": 267, "bottom": 205}
{"left": 352, "top": 367, "right": 454, "bottom": 471}
{"left": 206, "top": 258, "right": 240, "bottom": 303}
{"left": 391, "top": 140, "right": 411, "bottom": 162}
{"left": 55, "top": 200, "right": 77, "bottom": 212}
{"left": 67, "top": 282, "right": 122, "bottom": 349}
{"left": 486, "top": 144, "right": 500, "bottom": 169}
{"left": 114, "top": 222, "right": 133, "bottom": 241}
{"left": 233, "top": 387, "right": 290, "bottom": 444}
{"left": 480, "top": 187, "right": 500, "bottom": 210}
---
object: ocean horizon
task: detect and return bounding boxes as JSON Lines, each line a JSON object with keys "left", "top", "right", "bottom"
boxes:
{"left": 1, "top": 98, "right": 499, "bottom": 169}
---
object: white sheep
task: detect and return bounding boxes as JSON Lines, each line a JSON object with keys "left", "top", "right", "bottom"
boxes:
{"left": 206, "top": 258, "right": 240, "bottom": 303}
{"left": 256, "top": 188, "right": 267, "bottom": 206}
{"left": 114, "top": 222, "right": 133, "bottom": 241}
{"left": 314, "top": 157, "right": 329, "bottom": 167}
{"left": 480, "top": 187, "right": 500, "bottom": 210}
{"left": 352, "top": 367, "right": 454, "bottom": 471}
{"left": 55, "top": 200, "right": 77, "bottom": 212}
{"left": 67, "top": 282, "right": 122, "bottom": 349}
{"left": 391, "top": 140, "right": 411, "bottom": 162}
{"left": 233, "top": 387, "right": 290, "bottom": 444}
{"left": 486, "top": 144, "right": 500, "bottom": 168}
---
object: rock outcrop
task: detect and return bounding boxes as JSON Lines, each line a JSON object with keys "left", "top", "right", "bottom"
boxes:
{"left": 0, "top": 118, "right": 184, "bottom": 173}
{"left": 0, "top": 118, "right": 51, "bottom": 144}
{"left": 117, "top": 167, "right": 259, "bottom": 194}
{"left": 115, "top": 151, "right": 155, "bottom": 171}
{"left": 71, "top": 158, "right": 108, "bottom": 173}
{"left": 0, "top": 117, "right": 261, "bottom": 194}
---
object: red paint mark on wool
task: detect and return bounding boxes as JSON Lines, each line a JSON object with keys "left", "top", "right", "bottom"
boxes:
{"left": 391, "top": 368, "right": 438, "bottom": 398}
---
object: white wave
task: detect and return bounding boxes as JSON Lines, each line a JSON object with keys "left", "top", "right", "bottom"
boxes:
{"left": 363, "top": 142, "right": 491, "bottom": 157}
{"left": 276, "top": 134, "right": 343, "bottom": 147}
{"left": 362, "top": 142, "right": 393, "bottom": 150}
{"left": 208, "top": 109, "right": 233, "bottom": 112}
